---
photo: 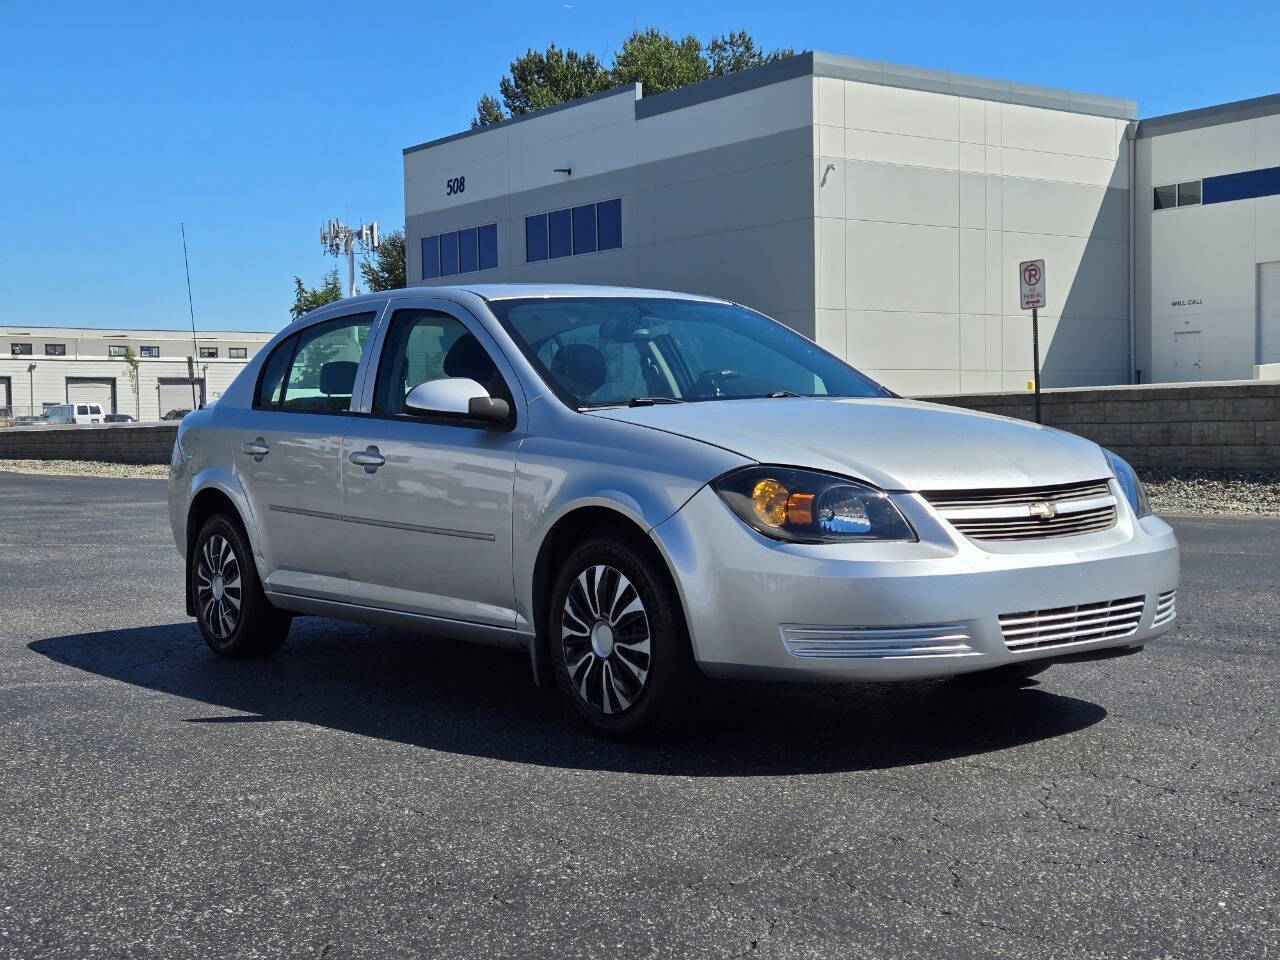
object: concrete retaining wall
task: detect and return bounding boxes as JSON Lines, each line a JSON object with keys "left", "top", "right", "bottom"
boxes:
{"left": 0, "top": 423, "right": 179, "bottom": 465}
{"left": 923, "top": 381, "right": 1280, "bottom": 471}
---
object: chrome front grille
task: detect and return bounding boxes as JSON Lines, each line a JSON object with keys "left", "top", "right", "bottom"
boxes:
{"left": 781, "top": 623, "right": 976, "bottom": 659}
{"left": 999, "top": 596, "right": 1144, "bottom": 651}
{"left": 1153, "top": 589, "right": 1177, "bottom": 627}
{"left": 923, "top": 479, "right": 1117, "bottom": 542}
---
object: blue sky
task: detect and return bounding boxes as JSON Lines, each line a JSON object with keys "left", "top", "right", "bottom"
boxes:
{"left": 2, "top": 0, "right": 1274, "bottom": 332}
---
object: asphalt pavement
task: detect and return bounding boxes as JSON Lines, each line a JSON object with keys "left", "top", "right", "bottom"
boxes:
{"left": 1, "top": 471, "right": 1276, "bottom": 958}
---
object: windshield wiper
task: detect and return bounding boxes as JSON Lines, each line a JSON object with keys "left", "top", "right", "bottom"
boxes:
{"left": 627, "top": 396, "right": 684, "bottom": 407}
{"left": 767, "top": 390, "right": 804, "bottom": 398}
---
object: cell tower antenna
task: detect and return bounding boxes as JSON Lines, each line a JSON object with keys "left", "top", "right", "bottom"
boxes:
{"left": 320, "top": 218, "right": 381, "bottom": 298}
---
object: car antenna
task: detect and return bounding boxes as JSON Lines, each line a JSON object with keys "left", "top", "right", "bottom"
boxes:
{"left": 180, "top": 222, "right": 201, "bottom": 410}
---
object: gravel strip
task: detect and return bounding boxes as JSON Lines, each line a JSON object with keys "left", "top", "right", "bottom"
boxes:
{"left": 0, "top": 459, "right": 169, "bottom": 480}
{"left": 1141, "top": 468, "right": 1280, "bottom": 516}
{"left": 3, "top": 460, "right": 1278, "bottom": 516}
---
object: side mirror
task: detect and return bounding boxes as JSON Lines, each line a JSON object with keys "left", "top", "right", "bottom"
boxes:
{"left": 404, "top": 377, "right": 511, "bottom": 426}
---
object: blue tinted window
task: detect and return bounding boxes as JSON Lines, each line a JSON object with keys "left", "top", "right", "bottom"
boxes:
{"left": 440, "top": 231, "right": 459, "bottom": 275}
{"left": 525, "top": 214, "right": 548, "bottom": 262}
{"left": 458, "top": 227, "right": 478, "bottom": 273}
{"left": 548, "top": 208, "right": 572, "bottom": 259}
{"left": 421, "top": 235, "right": 440, "bottom": 280}
{"left": 478, "top": 223, "right": 498, "bottom": 270}
{"left": 1204, "top": 165, "right": 1280, "bottom": 204}
{"left": 597, "top": 198, "right": 622, "bottom": 250}
{"left": 572, "top": 204, "right": 597, "bottom": 255}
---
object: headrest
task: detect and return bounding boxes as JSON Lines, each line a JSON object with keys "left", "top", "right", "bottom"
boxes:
{"left": 319, "top": 360, "right": 358, "bottom": 395}
{"left": 551, "top": 343, "right": 607, "bottom": 398}
{"left": 443, "top": 333, "right": 496, "bottom": 382}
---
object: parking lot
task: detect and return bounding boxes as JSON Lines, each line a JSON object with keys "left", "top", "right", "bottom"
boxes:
{"left": 1, "top": 470, "right": 1276, "bottom": 958}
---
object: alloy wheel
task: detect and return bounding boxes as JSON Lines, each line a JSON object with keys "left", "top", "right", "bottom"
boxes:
{"left": 561, "top": 564, "right": 651, "bottom": 714}
{"left": 195, "top": 534, "right": 242, "bottom": 640}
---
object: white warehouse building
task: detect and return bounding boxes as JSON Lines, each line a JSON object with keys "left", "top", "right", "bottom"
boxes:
{"left": 403, "top": 51, "right": 1280, "bottom": 393}
{"left": 0, "top": 327, "right": 274, "bottom": 420}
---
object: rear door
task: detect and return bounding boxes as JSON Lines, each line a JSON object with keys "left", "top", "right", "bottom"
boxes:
{"left": 339, "top": 300, "right": 524, "bottom": 626}
{"left": 236, "top": 308, "right": 381, "bottom": 603}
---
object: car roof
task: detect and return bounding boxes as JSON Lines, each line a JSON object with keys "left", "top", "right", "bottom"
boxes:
{"left": 291, "top": 284, "right": 731, "bottom": 317}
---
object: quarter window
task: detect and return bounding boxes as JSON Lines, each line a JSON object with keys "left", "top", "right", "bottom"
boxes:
{"left": 11, "top": 343, "right": 32, "bottom": 356}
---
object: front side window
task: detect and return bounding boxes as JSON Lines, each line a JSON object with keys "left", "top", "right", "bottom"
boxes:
{"left": 45, "top": 343, "right": 66, "bottom": 356}
{"left": 199, "top": 347, "right": 218, "bottom": 359}
{"left": 490, "top": 297, "right": 888, "bottom": 409}
{"left": 373, "top": 309, "right": 508, "bottom": 417}
{"left": 11, "top": 343, "right": 32, "bottom": 356}
{"left": 256, "top": 313, "right": 374, "bottom": 412}
{"left": 77, "top": 405, "right": 89, "bottom": 415}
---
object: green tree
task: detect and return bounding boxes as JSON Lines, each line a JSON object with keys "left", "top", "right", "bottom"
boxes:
{"left": 290, "top": 267, "right": 343, "bottom": 320}
{"left": 121, "top": 346, "right": 140, "bottom": 419}
{"left": 611, "top": 28, "right": 709, "bottom": 96}
{"left": 360, "top": 229, "right": 406, "bottom": 291}
{"left": 706, "top": 30, "right": 794, "bottom": 76}
{"left": 473, "top": 44, "right": 610, "bottom": 126}
{"left": 471, "top": 30, "right": 794, "bottom": 125}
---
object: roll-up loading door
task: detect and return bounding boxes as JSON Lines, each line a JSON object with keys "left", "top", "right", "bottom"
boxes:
{"left": 157, "top": 378, "right": 205, "bottom": 417}
{"left": 65, "top": 377, "right": 117, "bottom": 414}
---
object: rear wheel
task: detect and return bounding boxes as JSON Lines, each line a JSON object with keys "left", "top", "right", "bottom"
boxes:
{"left": 191, "top": 513, "right": 291, "bottom": 658}
{"left": 549, "top": 536, "right": 704, "bottom": 739}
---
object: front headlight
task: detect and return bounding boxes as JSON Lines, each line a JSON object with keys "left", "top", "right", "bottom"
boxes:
{"left": 712, "top": 466, "right": 916, "bottom": 543}
{"left": 1102, "top": 448, "right": 1151, "bottom": 518}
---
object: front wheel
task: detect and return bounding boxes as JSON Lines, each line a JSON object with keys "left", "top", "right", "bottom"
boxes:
{"left": 191, "top": 513, "right": 291, "bottom": 658}
{"left": 549, "top": 536, "right": 704, "bottom": 739}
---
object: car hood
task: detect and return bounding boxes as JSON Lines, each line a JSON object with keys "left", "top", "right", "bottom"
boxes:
{"left": 585, "top": 397, "right": 1111, "bottom": 491}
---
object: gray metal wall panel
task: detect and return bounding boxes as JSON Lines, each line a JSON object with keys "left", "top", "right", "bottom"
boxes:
{"left": 404, "top": 129, "right": 817, "bottom": 326}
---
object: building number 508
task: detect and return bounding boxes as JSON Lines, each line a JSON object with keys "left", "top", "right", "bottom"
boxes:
{"left": 445, "top": 176, "right": 466, "bottom": 196}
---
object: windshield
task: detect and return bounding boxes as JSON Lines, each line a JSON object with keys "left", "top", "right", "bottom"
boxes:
{"left": 488, "top": 297, "right": 889, "bottom": 409}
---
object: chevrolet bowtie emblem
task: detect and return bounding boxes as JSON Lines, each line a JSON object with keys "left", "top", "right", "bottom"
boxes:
{"left": 1028, "top": 501, "right": 1057, "bottom": 520}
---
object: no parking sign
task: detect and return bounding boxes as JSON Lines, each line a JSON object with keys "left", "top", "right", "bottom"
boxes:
{"left": 1020, "top": 259, "right": 1046, "bottom": 310}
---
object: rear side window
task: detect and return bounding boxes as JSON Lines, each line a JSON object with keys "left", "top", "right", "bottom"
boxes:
{"left": 89, "top": 405, "right": 102, "bottom": 415}
{"left": 256, "top": 313, "right": 375, "bottom": 412}
{"left": 76, "top": 405, "right": 89, "bottom": 415}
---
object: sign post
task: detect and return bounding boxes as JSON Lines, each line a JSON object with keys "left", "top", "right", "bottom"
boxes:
{"left": 1019, "top": 259, "right": 1046, "bottom": 423}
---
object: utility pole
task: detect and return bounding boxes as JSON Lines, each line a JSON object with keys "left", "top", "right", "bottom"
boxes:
{"left": 27, "top": 362, "right": 36, "bottom": 417}
{"left": 321, "top": 219, "right": 380, "bottom": 298}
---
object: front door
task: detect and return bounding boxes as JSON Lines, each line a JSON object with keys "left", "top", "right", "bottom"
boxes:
{"left": 340, "top": 303, "right": 523, "bottom": 627}
{"left": 237, "top": 310, "right": 378, "bottom": 603}
{"left": 1173, "top": 331, "right": 1201, "bottom": 382}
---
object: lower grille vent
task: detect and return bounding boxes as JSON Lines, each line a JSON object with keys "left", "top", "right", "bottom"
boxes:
{"left": 999, "top": 596, "right": 1144, "bottom": 651}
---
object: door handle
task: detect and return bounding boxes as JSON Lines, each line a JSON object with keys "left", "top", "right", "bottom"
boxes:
{"left": 348, "top": 446, "right": 386, "bottom": 473}
{"left": 240, "top": 438, "right": 270, "bottom": 461}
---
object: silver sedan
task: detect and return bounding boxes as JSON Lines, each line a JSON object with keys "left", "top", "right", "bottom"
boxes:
{"left": 169, "top": 285, "right": 1179, "bottom": 737}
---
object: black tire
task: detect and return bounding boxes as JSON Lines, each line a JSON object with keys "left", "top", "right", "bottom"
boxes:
{"left": 190, "top": 513, "right": 291, "bottom": 658}
{"left": 548, "top": 535, "right": 704, "bottom": 739}
{"left": 953, "top": 660, "right": 1052, "bottom": 686}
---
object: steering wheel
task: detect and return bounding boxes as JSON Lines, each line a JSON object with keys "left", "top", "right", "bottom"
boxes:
{"left": 689, "top": 369, "right": 742, "bottom": 398}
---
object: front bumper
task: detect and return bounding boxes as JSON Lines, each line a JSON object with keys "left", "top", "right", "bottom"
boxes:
{"left": 650, "top": 484, "right": 1180, "bottom": 682}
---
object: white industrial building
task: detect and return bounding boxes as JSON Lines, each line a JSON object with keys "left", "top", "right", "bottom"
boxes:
{"left": 1136, "top": 93, "right": 1280, "bottom": 383}
{"left": 0, "top": 327, "right": 273, "bottom": 420}
{"left": 403, "top": 50, "right": 1280, "bottom": 393}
